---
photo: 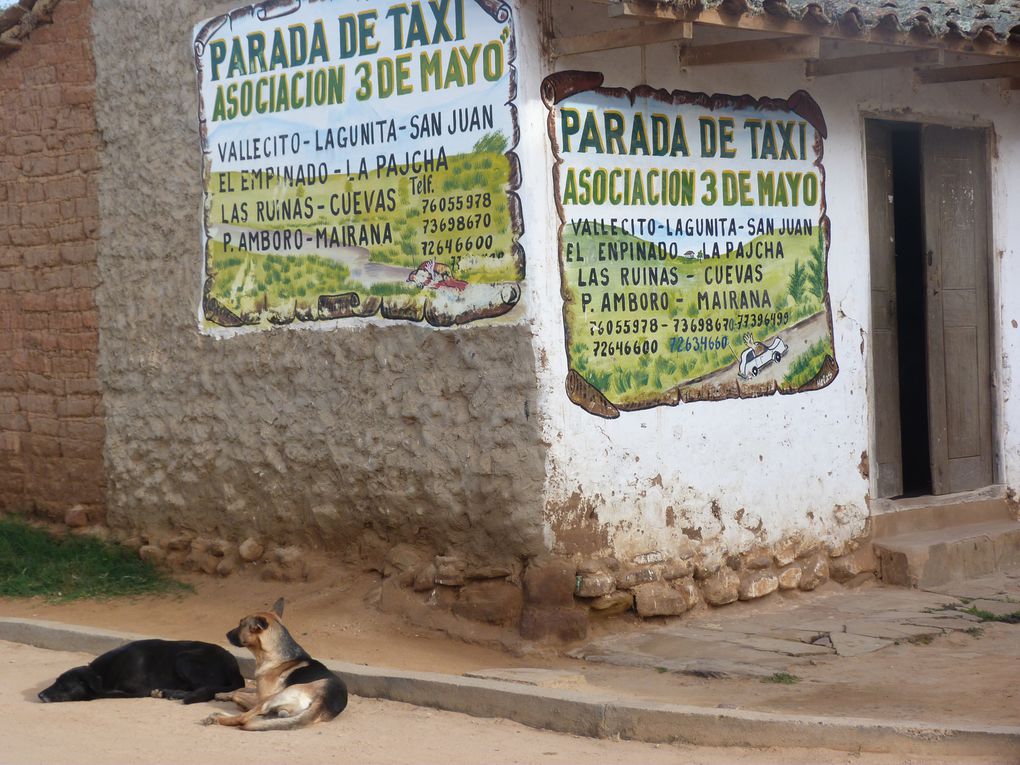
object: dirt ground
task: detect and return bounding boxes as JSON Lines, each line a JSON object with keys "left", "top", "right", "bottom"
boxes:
{"left": 1, "top": 569, "right": 1019, "bottom": 731}
{"left": 4, "top": 640, "right": 1010, "bottom": 765}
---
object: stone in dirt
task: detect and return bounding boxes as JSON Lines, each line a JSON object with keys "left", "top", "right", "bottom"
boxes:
{"left": 674, "top": 577, "right": 702, "bottom": 610}
{"left": 434, "top": 555, "right": 467, "bottom": 586}
{"left": 829, "top": 546, "right": 876, "bottom": 583}
{"left": 384, "top": 544, "right": 427, "bottom": 586}
{"left": 138, "top": 545, "right": 165, "bottom": 565}
{"left": 799, "top": 553, "right": 829, "bottom": 591}
{"left": 739, "top": 571, "right": 779, "bottom": 600}
{"left": 773, "top": 541, "right": 798, "bottom": 567}
{"left": 64, "top": 505, "right": 89, "bottom": 527}
{"left": 743, "top": 554, "right": 773, "bottom": 571}
{"left": 452, "top": 580, "right": 523, "bottom": 626}
{"left": 633, "top": 581, "right": 690, "bottom": 617}
{"left": 575, "top": 571, "right": 615, "bottom": 597}
{"left": 413, "top": 562, "right": 438, "bottom": 592}
{"left": 616, "top": 566, "right": 659, "bottom": 589}
{"left": 701, "top": 567, "right": 740, "bottom": 605}
{"left": 522, "top": 559, "right": 576, "bottom": 607}
{"left": 658, "top": 560, "right": 693, "bottom": 580}
{"left": 238, "top": 538, "right": 264, "bottom": 562}
{"left": 588, "top": 590, "right": 633, "bottom": 616}
{"left": 778, "top": 565, "right": 803, "bottom": 590}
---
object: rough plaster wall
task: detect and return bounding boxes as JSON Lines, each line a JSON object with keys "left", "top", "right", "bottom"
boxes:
{"left": 0, "top": 0, "right": 105, "bottom": 522}
{"left": 90, "top": 0, "right": 547, "bottom": 558}
{"left": 535, "top": 1, "right": 1020, "bottom": 560}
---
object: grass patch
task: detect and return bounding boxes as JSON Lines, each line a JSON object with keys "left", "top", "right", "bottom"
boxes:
{"left": 0, "top": 516, "right": 190, "bottom": 602}
{"left": 761, "top": 672, "right": 801, "bottom": 685}
{"left": 964, "top": 626, "right": 985, "bottom": 638}
{"left": 961, "top": 605, "right": 1020, "bottom": 624}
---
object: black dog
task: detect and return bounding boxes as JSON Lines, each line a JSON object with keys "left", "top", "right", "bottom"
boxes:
{"left": 38, "top": 639, "right": 244, "bottom": 704}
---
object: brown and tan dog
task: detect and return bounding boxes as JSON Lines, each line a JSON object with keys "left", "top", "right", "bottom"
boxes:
{"left": 202, "top": 599, "right": 347, "bottom": 731}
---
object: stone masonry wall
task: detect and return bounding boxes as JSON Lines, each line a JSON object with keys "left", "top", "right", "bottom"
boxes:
{"left": 0, "top": 0, "right": 105, "bottom": 522}
{"left": 89, "top": 0, "right": 548, "bottom": 560}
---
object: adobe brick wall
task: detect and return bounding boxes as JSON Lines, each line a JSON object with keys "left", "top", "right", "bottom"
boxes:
{"left": 0, "top": 0, "right": 105, "bottom": 522}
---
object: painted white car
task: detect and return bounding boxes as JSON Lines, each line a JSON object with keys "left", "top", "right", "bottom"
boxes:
{"left": 738, "top": 336, "right": 788, "bottom": 379}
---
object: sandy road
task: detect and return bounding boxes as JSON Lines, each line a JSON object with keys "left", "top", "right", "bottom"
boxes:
{"left": 3, "top": 640, "right": 1008, "bottom": 765}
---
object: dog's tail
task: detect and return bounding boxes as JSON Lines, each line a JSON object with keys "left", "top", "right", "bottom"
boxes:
{"left": 239, "top": 701, "right": 331, "bottom": 732}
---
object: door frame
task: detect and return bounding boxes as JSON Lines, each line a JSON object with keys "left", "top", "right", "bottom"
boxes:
{"left": 861, "top": 110, "right": 1003, "bottom": 501}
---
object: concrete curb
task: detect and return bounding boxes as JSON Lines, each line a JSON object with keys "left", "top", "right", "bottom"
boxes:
{"left": 4, "top": 617, "right": 1018, "bottom": 758}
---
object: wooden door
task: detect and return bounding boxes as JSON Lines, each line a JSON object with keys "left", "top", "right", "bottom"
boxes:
{"left": 866, "top": 121, "right": 903, "bottom": 498}
{"left": 922, "top": 126, "right": 993, "bottom": 494}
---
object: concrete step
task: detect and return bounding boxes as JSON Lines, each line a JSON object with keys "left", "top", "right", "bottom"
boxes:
{"left": 870, "top": 486, "right": 1012, "bottom": 538}
{"left": 873, "top": 518, "right": 1020, "bottom": 588}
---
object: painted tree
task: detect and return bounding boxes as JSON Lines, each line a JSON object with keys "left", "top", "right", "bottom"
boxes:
{"left": 788, "top": 260, "right": 806, "bottom": 303}
{"left": 807, "top": 229, "right": 826, "bottom": 300}
{"left": 473, "top": 132, "right": 508, "bottom": 154}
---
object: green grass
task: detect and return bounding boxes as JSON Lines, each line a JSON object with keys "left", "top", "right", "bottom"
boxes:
{"left": 961, "top": 605, "right": 1020, "bottom": 624}
{"left": 761, "top": 672, "right": 801, "bottom": 685}
{"left": 0, "top": 516, "right": 190, "bottom": 602}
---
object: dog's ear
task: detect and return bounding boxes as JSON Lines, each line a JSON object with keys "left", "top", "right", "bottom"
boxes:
{"left": 80, "top": 667, "right": 104, "bottom": 694}
{"left": 271, "top": 597, "right": 285, "bottom": 617}
{"left": 253, "top": 616, "right": 269, "bottom": 631}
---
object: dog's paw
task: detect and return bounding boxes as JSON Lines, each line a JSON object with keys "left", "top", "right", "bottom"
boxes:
{"left": 213, "top": 692, "right": 234, "bottom": 702}
{"left": 200, "top": 713, "right": 224, "bottom": 726}
{"left": 150, "top": 689, "right": 165, "bottom": 699}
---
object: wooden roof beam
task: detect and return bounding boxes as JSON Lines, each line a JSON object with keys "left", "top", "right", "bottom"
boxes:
{"left": 807, "top": 48, "right": 943, "bottom": 77}
{"left": 680, "top": 35, "right": 820, "bottom": 67}
{"left": 550, "top": 20, "right": 693, "bottom": 58}
{"left": 916, "top": 61, "right": 1020, "bottom": 84}
{"left": 610, "top": 0, "right": 1020, "bottom": 59}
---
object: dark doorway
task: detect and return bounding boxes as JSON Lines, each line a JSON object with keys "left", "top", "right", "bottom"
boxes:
{"left": 868, "top": 119, "right": 993, "bottom": 499}
{"left": 889, "top": 125, "right": 932, "bottom": 496}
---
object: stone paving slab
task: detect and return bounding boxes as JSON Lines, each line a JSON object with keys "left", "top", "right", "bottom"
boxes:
{"left": 842, "top": 620, "right": 943, "bottom": 641}
{"left": 828, "top": 632, "right": 895, "bottom": 657}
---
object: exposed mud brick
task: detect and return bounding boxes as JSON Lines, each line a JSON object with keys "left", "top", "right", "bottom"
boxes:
{"left": 383, "top": 544, "right": 427, "bottom": 586}
{"left": 519, "top": 605, "right": 588, "bottom": 642}
{"left": 616, "top": 566, "right": 659, "bottom": 589}
{"left": 575, "top": 571, "right": 615, "bottom": 598}
{"left": 799, "top": 553, "right": 830, "bottom": 591}
{"left": 738, "top": 571, "right": 779, "bottom": 601}
{"left": 701, "top": 567, "right": 740, "bottom": 606}
{"left": 434, "top": 555, "right": 467, "bottom": 586}
{"left": 778, "top": 564, "right": 803, "bottom": 590}
{"left": 452, "top": 580, "right": 523, "bottom": 626}
{"left": 523, "top": 559, "right": 576, "bottom": 607}
{"left": 238, "top": 538, "right": 264, "bottom": 562}
{"left": 633, "top": 581, "right": 689, "bottom": 617}
{"left": 413, "top": 562, "right": 438, "bottom": 592}
{"left": 63, "top": 504, "right": 89, "bottom": 527}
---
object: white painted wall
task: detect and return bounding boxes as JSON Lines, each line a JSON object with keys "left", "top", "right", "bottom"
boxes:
{"left": 514, "top": 0, "right": 1020, "bottom": 561}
